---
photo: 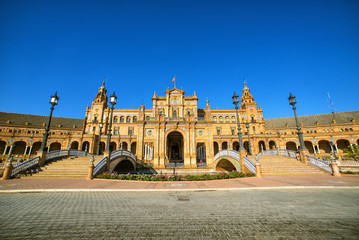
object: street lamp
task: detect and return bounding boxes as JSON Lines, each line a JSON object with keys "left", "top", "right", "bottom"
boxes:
{"left": 105, "top": 91, "right": 117, "bottom": 171}
{"left": 40, "top": 92, "right": 59, "bottom": 156}
{"left": 97, "top": 123, "right": 103, "bottom": 155}
{"left": 232, "top": 92, "right": 245, "bottom": 151}
{"left": 245, "top": 122, "right": 252, "bottom": 155}
{"left": 288, "top": 93, "right": 306, "bottom": 150}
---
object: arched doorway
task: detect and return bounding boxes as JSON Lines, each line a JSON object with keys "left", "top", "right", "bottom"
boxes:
{"left": 31, "top": 142, "right": 42, "bottom": 155}
{"left": 269, "top": 141, "right": 276, "bottom": 149}
{"left": 110, "top": 142, "right": 117, "bottom": 151}
{"left": 113, "top": 160, "right": 135, "bottom": 173}
{"left": 213, "top": 142, "right": 219, "bottom": 155}
{"left": 0, "top": 141, "right": 6, "bottom": 155}
{"left": 167, "top": 131, "right": 184, "bottom": 164}
{"left": 233, "top": 141, "right": 239, "bottom": 151}
{"left": 222, "top": 142, "right": 228, "bottom": 150}
{"left": 100, "top": 142, "right": 106, "bottom": 154}
{"left": 12, "top": 141, "right": 27, "bottom": 155}
{"left": 304, "top": 141, "right": 314, "bottom": 154}
{"left": 337, "top": 139, "right": 350, "bottom": 154}
{"left": 318, "top": 140, "right": 331, "bottom": 153}
{"left": 120, "top": 142, "right": 128, "bottom": 150}
{"left": 49, "top": 142, "right": 61, "bottom": 151}
{"left": 243, "top": 141, "right": 249, "bottom": 154}
{"left": 258, "top": 141, "right": 266, "bottom": 152}
{"left": 70, "top": 141, "right": 79, "bottom": 150}
{"left": 82, "top": 141, "right": 90, "bottom": 151}
{"left": 131, "top": 142, "right": 137, "bottom": 155}
{"left": 216, "top": 159, "right": 236, "bottom": 172}
{"left": 286, "top": 142, "right": 297, "bottom": 151}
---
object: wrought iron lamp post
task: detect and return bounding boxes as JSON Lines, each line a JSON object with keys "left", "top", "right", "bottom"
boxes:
{"left": 232, "top": 92, "right": 245, "bottom": 151}
{"left": 105, "top": 91, "right": 117, "bottom": 171}
{"left": 245, "top": 122, "right": 252, "bottom": 155}
{"left": 288, "top": 93, "right": 306, "bottom": 150}
{"left": 39, "top": 92, "right": 59, "bottom": 164}
{"left": 97, "top": 123, "right": 103, "bottom": 155}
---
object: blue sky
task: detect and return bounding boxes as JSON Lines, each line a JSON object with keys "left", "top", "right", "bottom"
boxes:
{"left": 0, "top": 0, "right": 358, "bottom": 119}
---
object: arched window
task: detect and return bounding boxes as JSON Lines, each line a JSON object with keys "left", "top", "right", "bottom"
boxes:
{"left": 173, "top": 110, "right": 177, "bottom": 117}
{"left": 113, "top": 116, "right": 118, "bottom": 123}
{"left": 133, "top": 116, "right": 137, "bottom": 123}
{"left": 219, "top": 116, "right": 223, "bottom": 122}
{"left": 225, "top": 116, "right": 229, "bottom": 123}
{"left": 213, "top": 116, "right": 217, "bottom": 122}
{"left": 126, "top": 116, "right": 131, "bottom": 123}
{"left": 120, "top": 116, "right": 124, "bottom": 123}
{"left": 231, "top": 116, "right": 235, "bottom": 122}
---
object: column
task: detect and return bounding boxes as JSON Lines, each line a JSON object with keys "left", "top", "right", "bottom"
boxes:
{"left": 316, "top": 145, "right": 320, "bottom": 154}
{"left": 25, "top": 146, "right": 29, "bottom": 155}
{"left": 3, "top": 146, "right": 9, "bottom": 155}
{"left": 312, "top": 145, "right": 316, "bottom": 154}
{"left": 334, "top": 144, "right": 339, "bottom": 153}
{"left": 28, "top": 146, "right": 33, "bottom": 156}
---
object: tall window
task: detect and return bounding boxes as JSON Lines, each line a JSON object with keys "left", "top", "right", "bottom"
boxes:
{"left": 113, "top": 116, "right": 118, "bottom": 123}
{"left": 114, "top": 127, "right": 119, "bottom": 135}
{"left": 173, "top": 110, "right": 177, "bottom": 117}
{"left": 133, "top": 116, "right": 137, "bottom": 122}
{"left": 128, "top": 127, "right": 134, "bottom": 136}
{"left": 126, "top": 116, "right": 131, "bottom": 123}
{"left": 120, "top": 116, "right": 124, "bottom": 123}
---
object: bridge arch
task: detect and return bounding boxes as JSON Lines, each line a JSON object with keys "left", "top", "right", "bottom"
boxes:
{"left": 108, "top": 150, "right": 138, "bottom": 173}
{"left": 213, "top": 150, "right": 241, "bottom": 172}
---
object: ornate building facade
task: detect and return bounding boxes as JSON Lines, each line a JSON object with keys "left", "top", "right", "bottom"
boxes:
{"left": 0, "top": 81, "right": 358, "bottom": 170}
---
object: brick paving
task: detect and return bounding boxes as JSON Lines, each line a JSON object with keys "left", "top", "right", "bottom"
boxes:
{"left": 0, "top": 189, "right": 358, "bottom": 239}
{"left": 0, "top": 175, "right": 358, "bottom": 192}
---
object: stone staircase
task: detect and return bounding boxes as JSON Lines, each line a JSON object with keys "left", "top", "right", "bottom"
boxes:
{"left": 22, "top": 156, "right": 103, "bottom": 179}
{"left": 248, "top": 155, "right": 328, "bottom": 176}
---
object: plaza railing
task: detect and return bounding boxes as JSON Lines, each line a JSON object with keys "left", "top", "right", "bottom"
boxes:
{"left": 260, "top": 149, "right": 297, "bottom": 159}
{"left": 11, "top": 156, "right": 40, "bottom": 178}
{"left": 306, "top": 155, "right": 333, "bottom": 174}
{"left": 243, "top": 156, "right": 256, "bottom": 174}
{"left": 93, "top": 156, "right": 107, "bottom": 177}
{"left": 45, "top": 149, "right": 92, "bottom": 162}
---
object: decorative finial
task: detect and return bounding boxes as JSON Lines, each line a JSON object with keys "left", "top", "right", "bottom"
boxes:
{"left": 103, "top": 77, "right": 105, "bottom": 86}
{"left": 206, "top": 98, "right": 209, "bottom": 106}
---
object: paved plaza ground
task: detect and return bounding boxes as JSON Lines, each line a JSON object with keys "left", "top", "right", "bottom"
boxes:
{"left": 0, "top": 189, "right": 358, "bottom": 239}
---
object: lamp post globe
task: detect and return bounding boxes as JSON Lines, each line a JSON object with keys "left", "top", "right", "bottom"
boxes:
{"left": 288, "top": 92, "right": 306, "bottom": 150}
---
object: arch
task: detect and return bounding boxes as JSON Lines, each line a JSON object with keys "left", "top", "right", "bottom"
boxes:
{"left": 225, "top": 116, "right": 230, "bottom": 123}
{"left": 219, "top": 116, "right": 223, "bottom": 122}
{"left": 196, "top": 143, "right": 206, "bottom": 164}
{"left": 99, "top": 142, "right": 106, "bottom": 154}
{"left": 113, "top": 116, "right": 118, "bottom": 123}
{"left": 12, "top": 141, "right": 26, "bottom": 155}
{"left": 31, "top": 142, "right": 42, "bottom": 154}
{"left": 49, "top": 142, "right": 61, "bottom": 151}
{"left": 167, "top": 131, "right": 184, "bottom": 163}
{"left": 120, "top": 116, "right": 125, "bottom": 123}
{"left": 269, "top": 141, "right": 276, "bottom": 149}
{"left": 231, "top": 116, "right": 236, "bottom": 123}
{"left": 173, "top": 110, "right": 177, "bottom": 117}
{"left": 70, "top": 141, "right": 79, "bottom": 150}
{"left": 337, "top": 139, "right": 350, "bottom": 154}
{"left": 233, "top": 141, "right": 239, "bottom": 151}
{"left": 286, "top": 141, "right": 297, "bottom": 151}
{"left": 243, "top": 141, "right": 249, "bottom": 154}
{"left": 126, "top": 116, "right": 131, "bottom": 123}
{"left": 213, "top": 142, "right": 219, "bottom": 155}
{"left": 304, "top": 141, "right": 314, "bottom": 154}
{"left": 318, "top": 140, "right": 331, "bottom": 153}
{"left": 121, "top": 142, "right": 128, "bottom": 150}
{"left": 222, "top": 141, "right": 228, "bottom": 150}
{"left": 130, "top": 142, "right": 137, "bottom": 155}
{"left": 0, "top": 140, "right": 6, "bottom": 155}
{"left": 133, "top": 116, "right": 137, "bottom": 122}
{"left": 215, "top": 159, "right": 236, "bottom": 171}
{"left": 258, "top": 141, "right": 266, "bottom": 152}
{"left": 82, "top": 141, "right": 90, "bottom": 151}
{"left": 113, "top": 159, "right": 135, "bottom": 173}
{"left": 213, "top": 116, "right": 217, "bottom": 122}
{"left": 110, "top": 142, "right": 117, "bottom": 151}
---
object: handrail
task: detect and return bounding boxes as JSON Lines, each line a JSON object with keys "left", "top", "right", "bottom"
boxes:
{"left": 110, "top": 150, "right": 137, "bottom": 161}
{"left": 243, "top": 156, "right": 256, "bottom": 174}
{"left": 93, "top": 156, "right": 107, "bottom": 177}
{"left": 45, "top": 149, "right": 93, "bottom": 162}
{"left": 306, "top": 155, "right": 333, "bottom": 174}
{"left": 261, "top": 149, "right": 297, "bottom": 158}
{"left": 214, "top": 149, "right": 239, "bottom": 162}
{"left": 11, "top": 156, "right": 40, "bottom": 178}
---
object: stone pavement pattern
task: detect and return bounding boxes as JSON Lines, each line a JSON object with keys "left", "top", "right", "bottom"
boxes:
{"left": 0, "top": 189, "right": 358, "bottom": 239}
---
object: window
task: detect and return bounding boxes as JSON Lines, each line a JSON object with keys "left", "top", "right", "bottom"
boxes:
{"left": 133, "top": 116, "right": 137, "bottom": 122}
{"left": 128, "top": 127, "right": 134, "bottom": 136}
{"left": 113, "top": 116, "right": 118, "bottom": 123}
{"left": 219, "top": 116, "right": 223, "bottom": 122}
{"left": 126, "top": 116, "right": 131, "bottom": 123}
{"left": 225, "top": 116, "right": 229, "bottom": 123}
{"left": 114, "top": 127, "right": 119, "bottom": 135}
{"left": 93, "top": 127, "right": 96, "bottom": 133}
{"left": 231, "top": 116, "right": 235, "bottom": 122}
{"left": 216, "top": 127, "right": 221, "bottom": 135}
{"left": 173, "top": 110, "right": 177, "bottom": 117}
{"left": 213, "top": 116, "right": 217, "bottom": 122}
{"left": 120, "top": 116, "right": 124, "bottom": 123}
{"left": 231, "top": 127, "right": 235, "bottom": 135}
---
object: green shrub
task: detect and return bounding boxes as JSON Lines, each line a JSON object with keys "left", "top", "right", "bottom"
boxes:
{"left": 97, "top": 171, "right": 254, "bottom": 181}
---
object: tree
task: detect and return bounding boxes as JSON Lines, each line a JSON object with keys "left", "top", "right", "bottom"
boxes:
{"left": 344, "top": 145, "right": 359, "bottom": 160}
